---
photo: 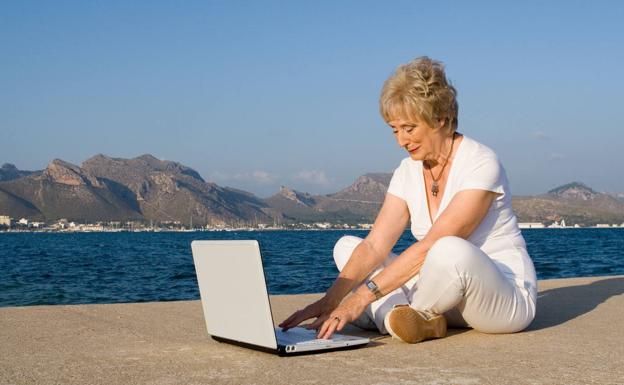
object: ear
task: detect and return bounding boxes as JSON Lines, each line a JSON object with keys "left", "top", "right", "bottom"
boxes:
{"left": 437, "top": 119, "right": 446, "bottom": 130}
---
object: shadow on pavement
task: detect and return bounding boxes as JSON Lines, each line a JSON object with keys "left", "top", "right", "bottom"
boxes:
{"left": 527, "top": 276, "right": 624, "bottom": 331}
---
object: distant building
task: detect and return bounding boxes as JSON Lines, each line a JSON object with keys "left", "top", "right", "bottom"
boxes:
{"left": 54, "top": 219, "right": 69, "bottom": 230}
{"left": 547, "top": 220, "right": 566, "bottom": 228}
{"left": 18, "top": 218, "right": 29, "bottom": 226}
{"left": 0, "top": 215, "right": 12, "bottom": 227}
{"left": 81, "top": 224, "right": 105, "bottom": 232}
{"left": 596, "top": 224, "right": 611, "bottom": 228}
{"left": 518, "top": 222, "right": 545, "bottom": 229}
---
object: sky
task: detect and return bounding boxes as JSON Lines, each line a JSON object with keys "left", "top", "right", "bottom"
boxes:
{"left": 1, "top": 1, "right": 623, "bottom": 197}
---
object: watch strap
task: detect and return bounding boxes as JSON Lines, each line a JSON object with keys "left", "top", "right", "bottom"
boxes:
{"left": 365, "top": 279, "right": 383, "bottom": 300}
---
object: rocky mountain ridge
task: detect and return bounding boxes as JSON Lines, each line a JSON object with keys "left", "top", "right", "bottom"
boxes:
{"left": 1, "top": 157, "right": 623, "bottom": 226}
{"left": 513, "top": 182, "right": 624, "bottom": 225}
{"left": 0, "top": 163, "right": 36, "bottom": 182}
{"left": 0, "top": 159, "right": 141, "bottom": 222}
{"left": 0, "top": 155, "right": 272, "bottom": 225}
{"left": 547, "top": 182, "right": 598, "bottom": 200}
{"left": 275, "top": 186, "right": 316, "bottom": 207}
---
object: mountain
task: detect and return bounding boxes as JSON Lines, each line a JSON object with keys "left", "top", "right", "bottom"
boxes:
{"left": 265, "top": 186, "right": 316, "bottom": 210}
{"left": 0, "top": 163, "right": 36, "bottom": 182}
{"left": 0, "top": 189, "right": 43, "bottom": 219}
{"left": 512, "top": 182, "right": 624, "bottom": 225}
{"left": 547, "top": 182, "right": 598, "bottom": 200}
{"left": 2, "top": 152, "right": 623, "bottom": 226}
{"left": 261, "top": 173, "right": 390, "bottom": 223}
{"left": 309, "top": 173, "right": 389, "bottom": 222}
{"left": 0, "top": 155, "right": 274, "bottom": 225}
{"left": 81, "top": 154, "right": 271, "bottom": 226}
{"left": 274, "top": 186, "right": 317, "bottom": 207}
{"left": 608, "top": 192, "right": 624, "bottom": 204}
{"left": 0, "top": 159, "right": 143, "bottom": 222}
{"left": 326, "top": 173, "right": 391, "bottom": 202}
{"left": 263, "top": 186, "right": 326, "bottom": 222}
{"left": 265, "top": 177, "right": 624, "bottom": 226}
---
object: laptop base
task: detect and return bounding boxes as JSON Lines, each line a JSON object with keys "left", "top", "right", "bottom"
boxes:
{"left": 211, "top": 335, "right": 368, "bottom": 356}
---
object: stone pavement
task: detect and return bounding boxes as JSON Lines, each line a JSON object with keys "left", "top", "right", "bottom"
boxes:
{"left": 1, "top": 275, "right": 623, "bottom": 385}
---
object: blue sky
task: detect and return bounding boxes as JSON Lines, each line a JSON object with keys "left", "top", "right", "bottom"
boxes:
{"left": 2, "top": 1, "right": 623, "bottom": 197}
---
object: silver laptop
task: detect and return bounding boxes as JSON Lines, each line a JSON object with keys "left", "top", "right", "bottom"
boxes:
{"left": 191, "top": 240, "right": 370, "bottom": 355}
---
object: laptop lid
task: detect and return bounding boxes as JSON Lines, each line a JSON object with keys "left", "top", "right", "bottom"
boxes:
{"left": 191, "top": 240, "right": 277, "bottom": 350}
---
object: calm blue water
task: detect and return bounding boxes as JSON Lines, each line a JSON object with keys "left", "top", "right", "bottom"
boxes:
{"left": 0, "top": 229, "right": 623, "bottom": 307}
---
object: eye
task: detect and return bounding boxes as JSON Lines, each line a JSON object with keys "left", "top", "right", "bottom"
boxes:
{"left": 404, "top": 125, "right": 415, "bottom": 133}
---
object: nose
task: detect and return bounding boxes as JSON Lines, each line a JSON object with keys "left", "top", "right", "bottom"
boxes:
{"left": 396, "top": 130, "right": 409, "bottom": 148}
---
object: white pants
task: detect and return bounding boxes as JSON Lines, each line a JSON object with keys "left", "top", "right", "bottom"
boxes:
{"left": 333, "top": 235, "right": 536, "bottom": 334}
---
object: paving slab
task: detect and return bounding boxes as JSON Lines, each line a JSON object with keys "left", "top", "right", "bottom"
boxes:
{"left": 1, "top": 275, "right": 623, "bottom": 385}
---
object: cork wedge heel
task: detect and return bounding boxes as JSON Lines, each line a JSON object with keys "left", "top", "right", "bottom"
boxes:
{"left": 384, "top": 305, "right": 447, "bottom": 343}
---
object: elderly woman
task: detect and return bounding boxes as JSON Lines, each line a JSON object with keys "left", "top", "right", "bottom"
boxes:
{"left": 280, "top": 57, "right": 537, "bottom": 343}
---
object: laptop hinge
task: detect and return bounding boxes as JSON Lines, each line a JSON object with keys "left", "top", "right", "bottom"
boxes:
{"left": 211, "top": 335, "right": 279, "bottom": 355}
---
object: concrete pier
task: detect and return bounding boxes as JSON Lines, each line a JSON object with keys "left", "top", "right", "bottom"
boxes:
{"left": 1, "top": 275, "right": 623, "bottom": 385}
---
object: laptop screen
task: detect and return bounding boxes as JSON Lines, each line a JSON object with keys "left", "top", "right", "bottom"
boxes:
{"left": 191, "top": 240, "right": 278, "bottom": 349}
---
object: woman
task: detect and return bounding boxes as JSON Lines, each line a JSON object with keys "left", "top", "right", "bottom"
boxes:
{"left": 280, "top": 57, "right": 537, "bottom": 343}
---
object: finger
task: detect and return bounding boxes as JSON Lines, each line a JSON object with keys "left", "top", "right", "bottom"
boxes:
{"left": 316, "top": 319, "right": 330, "bottom": 339}
{"left": 319, "top": 319, "right": 338, "bottom": 339}
{"left": 317, "top": 315, "right": 338, "bottom": 339}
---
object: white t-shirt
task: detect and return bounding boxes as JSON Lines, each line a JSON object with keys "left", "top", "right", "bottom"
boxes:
{"left": 387, "top": 135, "right": 537, "bottom": 293}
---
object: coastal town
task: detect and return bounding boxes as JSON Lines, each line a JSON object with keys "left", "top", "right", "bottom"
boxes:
{"left": 0, "top": 215, "right": 375, "bottom": 232}
{"left": 3, "top": 155, "right": 624, "bottom": 234}
{"left": 1, "top": 215, "right": 623, "bottom": 232}
{"left": 516, "top": 219, "right": 624, "bottom": 229}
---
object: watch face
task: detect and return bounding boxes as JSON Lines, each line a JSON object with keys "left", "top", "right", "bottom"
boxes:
{"left": 366, "top": 280, "right": 382, "bottom": 299}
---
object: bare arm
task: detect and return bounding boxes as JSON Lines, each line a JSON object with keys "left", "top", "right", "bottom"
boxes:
{"left": 279, "top": 192, "right": 409, "bottom": 330}
{"left": 323, "top": 193, "right": 410, "bottom": 307}
{"left": 353, "top": 189, "right": 497, "bottom": 306}
{"left": 315, "top": 188, "right": 497, "bottom": 338}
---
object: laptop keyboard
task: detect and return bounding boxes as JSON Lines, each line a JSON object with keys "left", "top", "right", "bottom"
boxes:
{"left": 275, "top": 327, "right": 352, "bottom": 345}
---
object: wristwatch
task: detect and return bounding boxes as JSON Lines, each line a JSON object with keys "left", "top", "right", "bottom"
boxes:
{"left": 365, "top": 279, "right": 383, "bottom": 300}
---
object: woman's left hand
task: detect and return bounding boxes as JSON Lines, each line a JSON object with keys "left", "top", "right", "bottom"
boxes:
{"left": 308, "top": 291, "right": 370, "bottom": 339}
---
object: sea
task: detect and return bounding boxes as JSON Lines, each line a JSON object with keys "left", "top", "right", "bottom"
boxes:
{"left": 0, "top": 229, "right": 623, "bottom": 307}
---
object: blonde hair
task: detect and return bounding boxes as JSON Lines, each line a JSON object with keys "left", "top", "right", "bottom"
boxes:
{"left": 380, "top": 56, "right": 458, "bottom": 133}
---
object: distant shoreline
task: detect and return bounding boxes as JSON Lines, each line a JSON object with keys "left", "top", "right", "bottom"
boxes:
{"left": 2, "top": 227, "right": 624, "bottom": 234}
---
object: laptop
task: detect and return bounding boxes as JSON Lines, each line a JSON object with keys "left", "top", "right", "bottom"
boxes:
{"left": 191, "top": 240, "right": 370, "bottom": 355}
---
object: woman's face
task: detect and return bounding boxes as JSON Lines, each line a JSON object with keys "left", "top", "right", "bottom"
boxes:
{"left": 387, "top": 115, "right": 438, "bottom": 161}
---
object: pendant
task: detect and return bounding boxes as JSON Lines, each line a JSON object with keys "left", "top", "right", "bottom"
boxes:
{"left": 431, "top": 181, "right": 439, "bottom": 197}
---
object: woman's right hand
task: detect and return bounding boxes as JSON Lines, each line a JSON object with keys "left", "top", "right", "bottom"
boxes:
{"left": 279, "top": 296, "right": 336, "bottom": 331}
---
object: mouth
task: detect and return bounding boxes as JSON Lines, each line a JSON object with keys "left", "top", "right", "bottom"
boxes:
{"left": 407, "top": 146, "right": 420, "bottom": 154}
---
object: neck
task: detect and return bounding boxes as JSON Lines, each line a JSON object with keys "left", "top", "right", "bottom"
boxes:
{"left": 425, "top": 133, "right": 455, "bottom": 170}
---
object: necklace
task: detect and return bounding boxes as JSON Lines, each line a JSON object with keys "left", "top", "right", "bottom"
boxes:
{"left": 426, "top": 134, "right": 455, "bottom": 197}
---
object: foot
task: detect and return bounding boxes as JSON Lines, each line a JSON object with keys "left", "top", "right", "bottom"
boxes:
{"left": 384, "top": 305, "right": 447, "bottom": 343}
